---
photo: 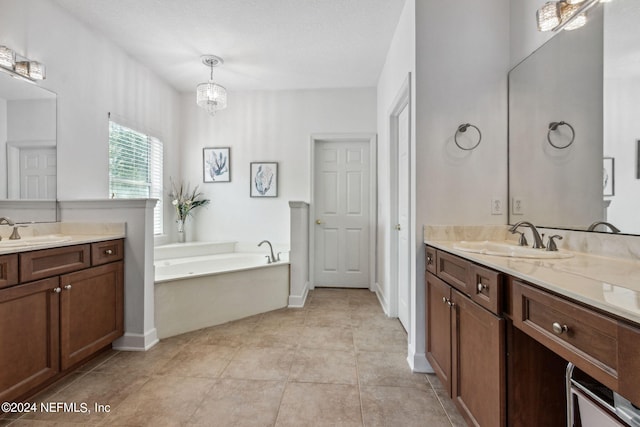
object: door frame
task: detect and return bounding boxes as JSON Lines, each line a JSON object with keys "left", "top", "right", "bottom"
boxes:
{"left": 309, "top": 133, "right": 377, "bottom": 290}
{"left": 388, "top": 73, "right": 412, "bottom": 320}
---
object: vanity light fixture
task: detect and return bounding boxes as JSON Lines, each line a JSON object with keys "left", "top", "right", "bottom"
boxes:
{"left": 536, "top": 0, "right": 600, "bottom": 32}
{"left": 537, "top": 2, "right": 562, "bottom": 31}
{"left": 196, "top": 55, "right": 227, "bottom": 116}
{"left": 0, "top": 44, "right": 46, "bottom": 81}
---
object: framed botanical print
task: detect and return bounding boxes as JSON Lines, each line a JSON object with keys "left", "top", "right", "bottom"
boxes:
{"left": 250, "top": 162, "right": 278, "bottom": 197}
{"left": 203, "top": 147, "right": 230, "bottom": 182}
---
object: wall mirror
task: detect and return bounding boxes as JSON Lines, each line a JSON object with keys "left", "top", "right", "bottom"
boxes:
{"left": 509, "top": 0, "right": 640, "bottom": 235}
{"left": 0, "top": 71, "right": 57, "bottom": 223}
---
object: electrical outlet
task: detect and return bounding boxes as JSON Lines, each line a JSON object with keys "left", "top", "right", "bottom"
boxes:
{"left": 491, "top": 198, "right": 503, "bottom": 215}
{"left": 512, "top": 198, "right": 524, "bottom": 215}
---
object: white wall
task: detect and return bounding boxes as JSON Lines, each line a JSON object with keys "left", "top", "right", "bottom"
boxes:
{"left": 510, "top": 0, "right": 555, "bottom": 68}
{"left": 411, "top": 0, "right": 510, "bottom": 370}
{"left": 375, "top": 0, "right": 416, "bottom": 357}
{"left": 178, "top": 88, "right": 377, "bottom": 247}
{"left": 0, "top": 0, "right": 181, "bottom": 206}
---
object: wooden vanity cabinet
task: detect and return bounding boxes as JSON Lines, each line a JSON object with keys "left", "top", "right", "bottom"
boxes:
{"left": 60, "top": 261, "right": 124, "bottom": 370}
{"left": 0, "top": 277, "right": 60, "bottom": 402}
{"left": 0, "top": 239, "right": 124, "bottom": 403}
{"left": 425, "top": 247, "right": 505, "bottom": 427}
{"left": 0, "top": 254, "right": 18, "bottom": 289}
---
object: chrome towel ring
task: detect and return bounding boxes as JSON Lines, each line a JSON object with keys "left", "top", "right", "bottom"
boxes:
{"left": 454, "top": 123, "right": 481, "bottom": 151}
{"left": 547, "top": 121, "right": 575, "bottom": 149}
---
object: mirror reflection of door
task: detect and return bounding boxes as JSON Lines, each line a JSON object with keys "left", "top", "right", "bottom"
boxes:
{"left": 7, "top": 141, "right": 56, "bottom": 199}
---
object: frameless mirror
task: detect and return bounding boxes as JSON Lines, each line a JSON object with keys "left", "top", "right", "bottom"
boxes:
{"left": 0, "top": 71, "right": 57, "bottom": 223}
{"left": 509, "top": 0, "right": 640, "bottom": 235}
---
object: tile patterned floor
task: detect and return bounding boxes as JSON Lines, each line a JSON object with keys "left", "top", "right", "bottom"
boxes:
{"left": 1, "top": 288, "right": 465, "bottom": 426}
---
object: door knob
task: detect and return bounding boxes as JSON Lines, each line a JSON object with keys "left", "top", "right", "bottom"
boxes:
{"left": 316, "top": 219, "right": 323, "bottom": 225}
{"left": 395, "top": 224, "right": 401, "bottom": 230}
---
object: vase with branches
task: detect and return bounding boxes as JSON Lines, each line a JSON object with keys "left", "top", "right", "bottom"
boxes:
{"left": 168, "top": 178, "right": 210, "bottom": 242}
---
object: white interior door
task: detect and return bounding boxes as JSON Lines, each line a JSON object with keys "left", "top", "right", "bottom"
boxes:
{"left": 396, "top": 105, "right": 410, "bottom": 330}
{"left": 314, "top": 140, "right": 370, "bottom": 288}
{"left": 19, "top": 147, "right": 57, "bottom": 199}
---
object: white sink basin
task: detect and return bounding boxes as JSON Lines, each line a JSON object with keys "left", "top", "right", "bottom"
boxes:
{"left": 0, "top": 234, "right": 73, "bottom": 248}
{"left": 452, "top": 241, "right": 573, "bottom": 259}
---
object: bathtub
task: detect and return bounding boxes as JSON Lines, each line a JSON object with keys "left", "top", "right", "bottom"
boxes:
{"left": 154, "top": 242, "right": 290, "bottom": 339}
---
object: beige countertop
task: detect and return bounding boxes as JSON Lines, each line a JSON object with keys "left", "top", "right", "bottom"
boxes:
{"left": 0, "top": 233, "right": 126, "bottom": 256}
{"left": 426, "top": 240, "right": 640, "bottom": 326}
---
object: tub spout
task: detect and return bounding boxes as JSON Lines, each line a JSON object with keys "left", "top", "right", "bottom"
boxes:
{"left": 258, "top": 240, "right": 277, "bottom": 263}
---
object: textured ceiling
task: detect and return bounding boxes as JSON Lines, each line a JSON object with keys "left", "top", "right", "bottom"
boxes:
{"left": 53, "top": 0, "right": 406, "bottom": 92}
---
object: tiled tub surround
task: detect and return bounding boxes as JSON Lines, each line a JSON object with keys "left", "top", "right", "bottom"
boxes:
{"left": 0, "top": 222, "right": 126, "bottom": 255}
{"left": 424, "top": 225, "right": 640, "bottom": 324}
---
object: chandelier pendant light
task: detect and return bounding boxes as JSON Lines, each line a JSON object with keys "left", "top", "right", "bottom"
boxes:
{"left": 196, "top": 55, "right": 227, "bottom": 115}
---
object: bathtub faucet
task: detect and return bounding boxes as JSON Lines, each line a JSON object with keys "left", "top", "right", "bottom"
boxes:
{"left": 258, "top": 240, "right": 278, "bottom": 263}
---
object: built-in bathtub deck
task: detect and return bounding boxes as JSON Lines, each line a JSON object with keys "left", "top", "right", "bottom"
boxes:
{"left": 154, "top": 241, "right": 290, "bottom": 339}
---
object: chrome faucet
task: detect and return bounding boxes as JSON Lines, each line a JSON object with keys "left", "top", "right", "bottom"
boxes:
{"left": 258, "top": 240, "right": 278, "bottom": 263}
{"left": 586, "top": 221, "right": 620, "bottom": 233}
{"left": 0, "top": 217, "right": 15, "bottom": 242}
{"left": 0, "top": 217, "right": 15, "bottom": 227}
{"left": 509, "top": 221, "right": 545, "bottom": 249}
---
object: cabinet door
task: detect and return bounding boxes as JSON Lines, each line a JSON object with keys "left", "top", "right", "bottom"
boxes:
{"left": 452, "top": 289, "right": 505, "bottom": 427}
{"left": 0, "top": 277, "right": 60, "bottom": 402}
{"left": 60, "top": 262, "right": 124, "bottom": 370}
{"left": 425, "top": 272, "right": 452, "bottom": 395}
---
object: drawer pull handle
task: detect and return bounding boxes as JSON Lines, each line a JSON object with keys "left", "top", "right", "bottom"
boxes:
{"left": 552, "top": 322, "right": 568, "bottom": 335}
{"left": 427, "top": 256, "right": 433, "bottom": 265}
{"left": 53, "top": 287, "right": 61, "bottom": 293}
{"left": 477, "top": 283, "right": 488, "bottom": 292}
{"left": 104, "top": 249, "right": 114, "bottom": 255}
{"left": 64, "top": 285, "right": 72, "bottom": 290}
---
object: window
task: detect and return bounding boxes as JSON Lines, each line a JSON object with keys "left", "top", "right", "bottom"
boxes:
{"left": 108, "top": 120, "right": 163, "bottom": 235}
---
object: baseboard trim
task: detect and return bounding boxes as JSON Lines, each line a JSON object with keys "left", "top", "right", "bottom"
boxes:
{"left": 288, "top": 282, "right": 310, "bottom": 308}
{"left": 407, "top": 348, "right": 434, "bottom": 373}
{"left": 374, "top": 282, "right": 391, "bottom": 317}
{"left": 112, "top": 329, "right": 159, "bottom": 351}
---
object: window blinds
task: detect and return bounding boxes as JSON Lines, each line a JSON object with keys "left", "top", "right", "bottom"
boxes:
{"left": 108, "top": 120, "right": 163, "bottom": 235}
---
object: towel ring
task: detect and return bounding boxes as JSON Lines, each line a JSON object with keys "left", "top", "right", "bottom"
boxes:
{"left": 454, "top": 123, "right": 481, "bottom": 151}
{"left": 547, "top": 121, "right": 575, "bottom": 149}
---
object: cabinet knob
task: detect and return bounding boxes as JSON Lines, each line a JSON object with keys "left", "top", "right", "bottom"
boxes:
{"left": 64, "top": 285, "right": 72, "bottom": 290}
{"left": 552, "top": 322, "right": 568, "bottom": 335}
{"left": 316, "top": 219, "right": 323, "bottom": 225}
{"left": 104, "top": 249, "right": 114, "bottom": 255}
{"left": 395, "top": 224, "right": 401, "bottom": 231}
{"left": 442, "top": 296, "right": 448, "bottom": 304}
{"left": 426, "top": 256, "right": 433, "bottom": 265}
{"left": 477, "top": 283, "right": 487, "bottom": 292}
{"left": 53, "top": 287, "right": 61, "bottom": 293}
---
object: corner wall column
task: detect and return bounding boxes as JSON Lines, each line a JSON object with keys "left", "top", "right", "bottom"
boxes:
{"left": 288, "top": 201, "right": 310, "bottom": 307}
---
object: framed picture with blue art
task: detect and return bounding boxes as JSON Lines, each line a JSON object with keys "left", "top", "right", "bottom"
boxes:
{"left": 250, "top": 162, "right": 278, "bottom": 197}
{"left": 203, "top": 147, "right": 230, "bottom": 182}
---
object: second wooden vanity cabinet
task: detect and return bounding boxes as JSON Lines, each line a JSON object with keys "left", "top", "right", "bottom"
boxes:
{"left": 426, "top": 248, "right": 505, "bottom": 427}
{"left": 426, "top": 244, "right": 640, "bottom": 427}
{"left": 0, "top": 239, "right": 124, "bottom": 403}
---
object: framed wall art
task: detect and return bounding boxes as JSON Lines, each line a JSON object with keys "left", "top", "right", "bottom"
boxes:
{"left": 203, "top": 147, "right": 230, "bottom": 182}
{"left": 250, "top": 162, "right": 278, "bottom": 197}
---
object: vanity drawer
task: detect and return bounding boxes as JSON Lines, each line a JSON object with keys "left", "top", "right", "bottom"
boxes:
{"left": 436, "top": 250, "right": 472, "bottom": 294}
{"left": 512, "top": 281, "right": 618, "bottom": 389}
{"left": 20, "top": 245, "right": 91, "bottom": 283}
{"left": 425, "top": 246, "right": 437, "bottom": 274}
{"left": 91, "top": 239, "right": 124, "bottom": 266}
{"left": 469, "top": 264, "right": 503, "bottom": 315}
{"left": 0, "top": 254, "right": 18, "bottom": 289}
